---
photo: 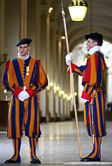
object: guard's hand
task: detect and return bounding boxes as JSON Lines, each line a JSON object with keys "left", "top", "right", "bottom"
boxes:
{"left": 18, "top": 91, "right": 30, "bottom": 101}
{"left": 18, "top": 96, "right": 25, "bottom": 102}
{"left": 81, "top": 98, "right": 89, "bottom": 104}
{"left": 65, "top": 54, "right": 72, "bottom": 65}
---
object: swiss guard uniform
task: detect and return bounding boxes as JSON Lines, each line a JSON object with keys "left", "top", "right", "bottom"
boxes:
{"left": 67, "top": 33, "right": 106, "bottom": 161}
{"left": 2, "top": 38, "right": 48, "bottom": 163}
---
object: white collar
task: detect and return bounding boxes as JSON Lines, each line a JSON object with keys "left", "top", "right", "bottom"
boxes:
{"left": 18, "top": 54, "right": 29, "bottom": 60}
{"left": 88, "top": 46, "right": 101, "bottom": 55}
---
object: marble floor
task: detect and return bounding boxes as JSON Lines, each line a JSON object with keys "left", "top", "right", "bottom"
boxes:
{"left": 0, "top": 121, "right": 112, "bottom": 166}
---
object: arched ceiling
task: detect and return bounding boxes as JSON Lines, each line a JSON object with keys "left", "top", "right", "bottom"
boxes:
{"left": 43, "top": 0, "right": 112, "bottom": 51}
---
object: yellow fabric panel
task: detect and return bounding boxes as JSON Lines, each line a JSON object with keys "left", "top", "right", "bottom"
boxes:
{"left": 31, "top": 60, "right": 47, "bottom": 92}
{"left": 38, "top": 61, "right": 46, "bottom": 84}
{"left": 8, "top": 96, "right": 13, "bottom": 138}
{"left": 24, "top": 100, "right": 29, "bottom": 128}
{"left": 84, "top": 105, "right": 87, "bottom": 131}
{"left": 101, "top": 57, "right": 105, "bottom": 71}
{"left": 36, "top": 106, "right": 39, "bottom": 137}
{"left": 24, "top": 58, "right": 36, "bottom": 87}
{"left": 95, "top": 92, "right": 102, "bottom": 136}
{"left": 90, "top": 54, "right": 97, "bottom": 86}
{"left": 29, "top": 97, "right": 35, "bottom": 137}
{"left": 8, "top": 61, "right": 18, "bottom": 91}
{"left": 15, "top": 99, "right": 20, "bottom": 138}
{"left": 17, "top": 57, "right": 24, "bottom": 82}
{"left": 88, "top": 106, "right": 92, "bottom": 136}
{"left": 101, "top": 92, "right": 105, "bottom": 128}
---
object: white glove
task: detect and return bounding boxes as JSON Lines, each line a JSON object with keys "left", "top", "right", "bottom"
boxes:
{"left": 18, "top": 91, "right": 30, "bottom": 101}
{"left": 18, "top": 96, "right": 25, "bottom": 102}
{"left": 81, "top": 98, "right": 89, "bottom": 104}
{"left": 65, "top": 54, "right": 72, "bottom": 65}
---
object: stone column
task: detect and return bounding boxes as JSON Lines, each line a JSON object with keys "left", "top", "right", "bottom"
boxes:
{"left": 35, "top": 0, "right": 41, "bottom": 59}
{"left": 20, "top": 0, "right": 27, "bottom": 38}
{"left": 61, "top": 40, "right": 65, "bottom": 117}
{"left": 49, "top": 21, "right": 57, "bottom": 120}
{"left": 0, "top": 0, "right": 5, "bottom": 100}
{"left": 62, "top": 39, "right": 69, "bottom": 117}
{"left": 1, "top": 0, "right": 20, "bottom": 99}
{"left": 40, "top": 5, "right": 50, "bottom": 122}
{"left": 107, "top": 58, "right": 112, "bottom": 103}
{"left": 54, "top": 35, "right": 60, "bottom": 118}
{"left": 58, "top": 37, "right": 62, "bottom": 116}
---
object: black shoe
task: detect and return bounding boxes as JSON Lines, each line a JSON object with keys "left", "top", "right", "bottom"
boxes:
{"left": 81, "top": 157, "right": 101, "bottom": 162}
{"left": 4, "top": 159, "right": 21, "bottom": 164}
{"left": 30, "top": 158, "right": 41, "bottom": 164}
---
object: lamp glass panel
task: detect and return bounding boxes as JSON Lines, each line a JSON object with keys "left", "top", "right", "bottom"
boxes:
{"left": 68, "top": 6, "right": 87, "bottom": 21}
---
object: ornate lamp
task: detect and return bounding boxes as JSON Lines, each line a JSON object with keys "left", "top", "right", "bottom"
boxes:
{"left": 68, "top": 0, "right": 88, "bottom": 21}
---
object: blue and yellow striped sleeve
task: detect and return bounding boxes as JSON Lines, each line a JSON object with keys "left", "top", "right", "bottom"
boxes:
{"left": 67, "top": 63, "right": 86, "bottom": 76}
{"left": 83, "top": 52, "right": 106, "bottom": 87}
{"left": 2, "top": 60, "right": 23, "bottom": 97}
{"left": 81, "top": 52, "right": 106, "bottom": 101}
{"left": 2, "top": 60, "right": 10, "bottom": 91}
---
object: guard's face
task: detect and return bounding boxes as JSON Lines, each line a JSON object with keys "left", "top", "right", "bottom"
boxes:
{"left": 86, "top": 38, "right": 97, "bottom": 51}
{"left": 18, "top": 44, "right": 30, "bottom": 56}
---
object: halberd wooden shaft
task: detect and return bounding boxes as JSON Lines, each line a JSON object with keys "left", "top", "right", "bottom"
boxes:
{"left": 61, "top": 0, "right": 82, "bottom": 159}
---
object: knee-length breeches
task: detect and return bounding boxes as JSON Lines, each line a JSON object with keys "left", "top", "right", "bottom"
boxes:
{"left": 7, "top": 95, "right": 40, "bottom": 139}
{"left": 84, "top": 90, "right": 106, "bottom": 137}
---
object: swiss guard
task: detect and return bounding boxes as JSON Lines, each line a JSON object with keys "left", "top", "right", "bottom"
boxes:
{"left": 2, "top": 38, "right": 48, "bottom": 164}
{"left": 65, "top": 32, "right": 106, "bottom": 162}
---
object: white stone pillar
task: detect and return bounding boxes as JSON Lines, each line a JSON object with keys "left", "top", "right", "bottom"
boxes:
{"left": 49, "top": 21, "right": 57, "bottom": 118}
{"left": 107, "top": 67, "right": 112, "bottom": 103}
{"left": 40, "top": 5, "right": 50, "bottom": 122}
{"left": 58, "top": 37, "right": 62, "bottom": 116}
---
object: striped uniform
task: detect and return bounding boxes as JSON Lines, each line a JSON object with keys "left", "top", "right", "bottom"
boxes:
{"left": 68, "top": 51, "right": 106, "bottom": 137}
{"left": 2, "top": 56, "right": 48, "bottom": 139}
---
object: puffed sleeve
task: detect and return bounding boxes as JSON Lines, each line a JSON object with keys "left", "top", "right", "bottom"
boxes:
{"left": 2, "top": 60, "right": 23, "bottom": 97}
{"left": 2, "top": 60, "right": 10, "bottom": 91}
{"left": 81, "top": 53, "right": 106, "bottom": 101}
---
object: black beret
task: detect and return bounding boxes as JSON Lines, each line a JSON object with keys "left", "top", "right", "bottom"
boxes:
{"left": 85, "top": 32, "right": 103, "bottom": 45}
{"left": 16, "top": 38, "right": 32, "bottom": 47}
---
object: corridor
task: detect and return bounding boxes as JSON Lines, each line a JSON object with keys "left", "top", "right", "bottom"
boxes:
{"left": 0, "top": 121, "right": 112, "bottom": 166}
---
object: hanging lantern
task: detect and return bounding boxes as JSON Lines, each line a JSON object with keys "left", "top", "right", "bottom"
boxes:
{"left": 68, "top": 0, "right": 88, "bottom": 21}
